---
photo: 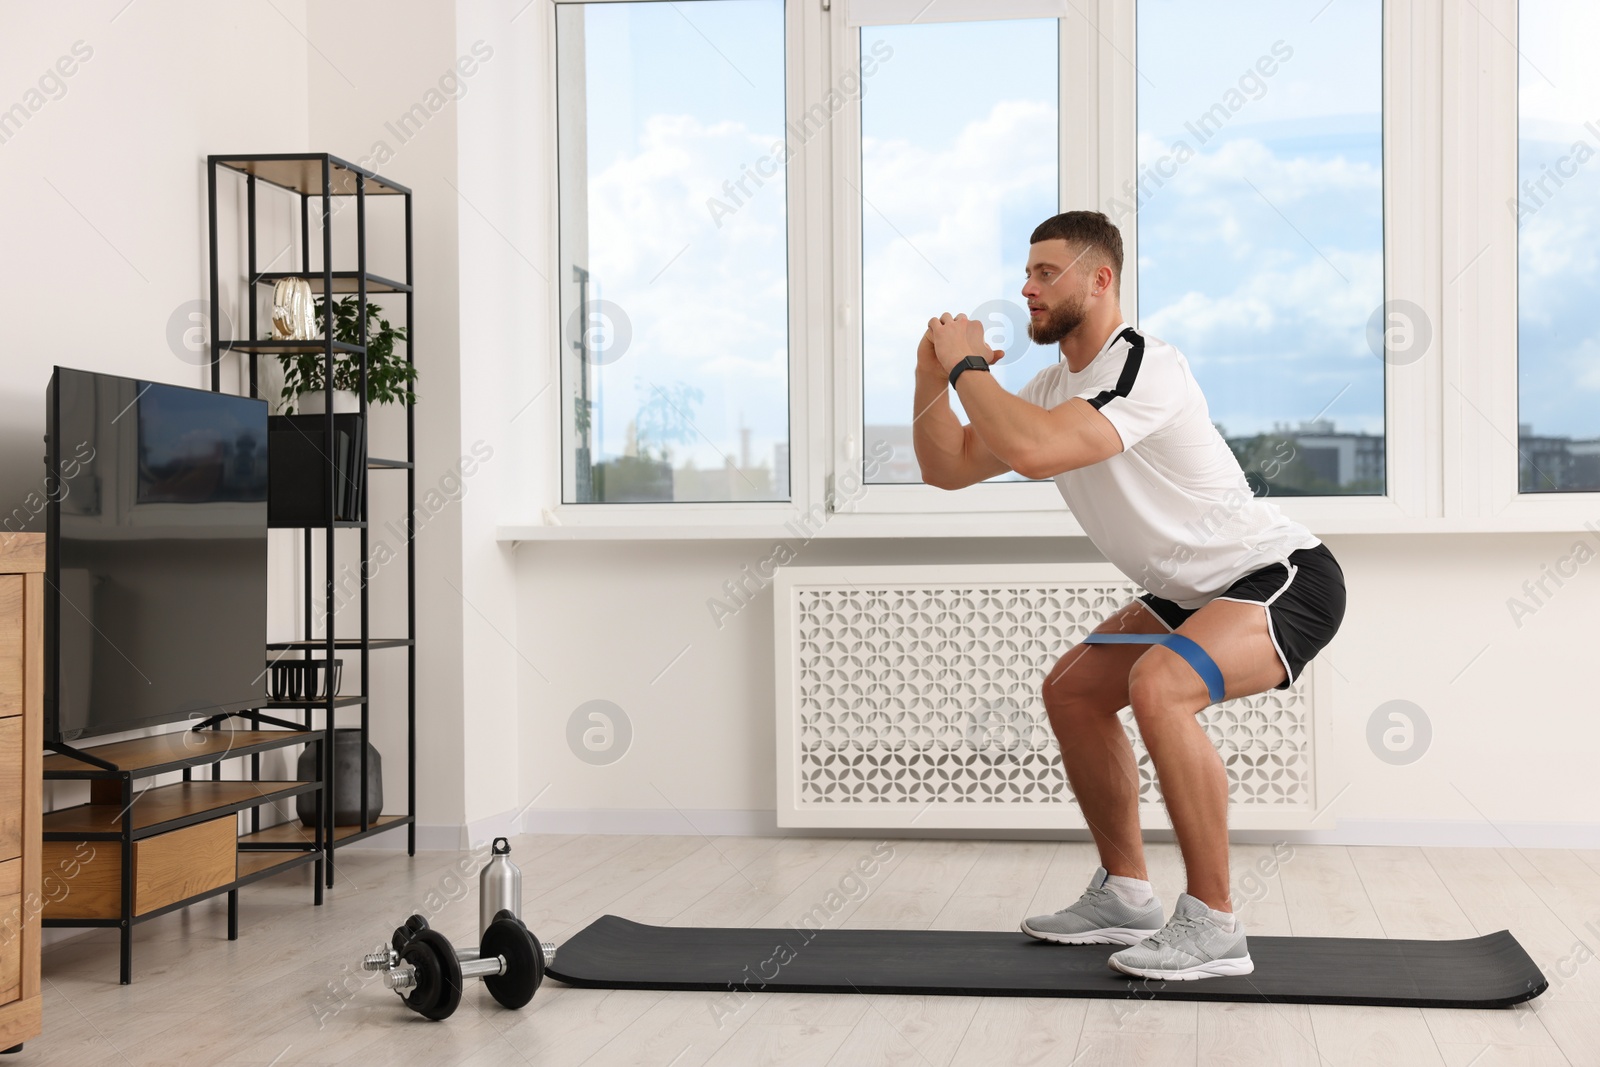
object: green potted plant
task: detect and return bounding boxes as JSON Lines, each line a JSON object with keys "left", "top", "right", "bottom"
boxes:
{"left": 276, "top": 295, "right": 417, "bottom": 414}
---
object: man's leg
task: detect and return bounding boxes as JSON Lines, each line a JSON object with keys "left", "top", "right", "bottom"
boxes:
{"left": 1041, "top": 599, "right": 1172, "bottom": 881}
{"left": 1126, "top": 598, "right": 1286, "bottom": 912}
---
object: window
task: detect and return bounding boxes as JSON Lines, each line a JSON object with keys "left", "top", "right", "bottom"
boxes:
{"left": 1517, "top": 0, "right": 1600, "bottom": 492}
{"left": 857, "top": 18, "right": 1059, "bottom": 485}
{"left": 555, "top": 0, "right": 790, "bottom": 503}
{"left": 515, "top": 0, "right": 1591, "bottom": 537}
{"left": 1134, "top": 0, "right": 1385, "bottom": 497}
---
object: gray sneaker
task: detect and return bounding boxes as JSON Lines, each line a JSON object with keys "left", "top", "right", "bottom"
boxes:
{"left": 1107, "top": 892, "right": 1254, "bottom": 980}
{"left": 1020, "top": 866, "right": 1163, "bottom": 946}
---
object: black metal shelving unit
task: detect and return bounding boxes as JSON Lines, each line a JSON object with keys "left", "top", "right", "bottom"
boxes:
{"left": 206, "top": 153, "right": 418, "bottom": 888}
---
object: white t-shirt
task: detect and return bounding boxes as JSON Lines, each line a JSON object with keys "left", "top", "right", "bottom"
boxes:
{"left": 1017, "top": 324, "right": 1321, "bottom": 610}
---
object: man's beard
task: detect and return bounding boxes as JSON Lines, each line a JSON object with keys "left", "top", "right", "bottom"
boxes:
{"left": 1028, "top": 287, "right": 1088, "bottom": 347}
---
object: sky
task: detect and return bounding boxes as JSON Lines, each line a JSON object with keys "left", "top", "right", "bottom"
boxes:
{"left": 559, "top": 0, "right": 1597, "bottom": 502}
{"left": 1135, "top": 0, "right": 1383, "bottom": 450}
{"left": 562, "top": 0, "right": 790, "bottom": 496}
{"left": 858, "top": 16, "right": 1059, "bottom": 482}
{"left": 1518, "top": 0, "right": 1600, "bottom": 441}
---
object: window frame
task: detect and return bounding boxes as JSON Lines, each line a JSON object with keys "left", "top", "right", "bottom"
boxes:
{"left": 532, "top": 0, "right": 822, "bottom": 537}
{"left": 498, "top": 0, "right": 1600, "bottom": 543}
{"left": 1501, "top": 0, "right": 1600, "bottom": 512}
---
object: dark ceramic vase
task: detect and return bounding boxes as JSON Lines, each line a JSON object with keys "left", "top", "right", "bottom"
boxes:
{"left": 295, "top": 729, "right": 383, "bottom": 827}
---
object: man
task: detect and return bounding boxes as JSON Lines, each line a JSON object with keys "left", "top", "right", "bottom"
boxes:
{"left": 912, "top": 210, "right": 1346, "bottom": 981}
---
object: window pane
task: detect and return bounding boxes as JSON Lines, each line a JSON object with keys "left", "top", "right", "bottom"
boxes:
{"left": 557, "top": 0, "right": 789, "bottom": 503}
{"left": 1518, "top": 0, "right": 1600, "bottom": 492}
{"left": 859, "top": 20, "right": 1059, "bottom": 484}
{"left": 1136, "top": 0, "right": 1384, "bottom": 497}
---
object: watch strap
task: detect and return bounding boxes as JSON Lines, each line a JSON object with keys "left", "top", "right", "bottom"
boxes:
{"left": 949, "top": 355, "right": 991, "bottom": 388}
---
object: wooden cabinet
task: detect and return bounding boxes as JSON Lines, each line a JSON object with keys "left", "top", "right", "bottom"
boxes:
{"left": 0, "top": 535, "right": 43, "bottom": 1051}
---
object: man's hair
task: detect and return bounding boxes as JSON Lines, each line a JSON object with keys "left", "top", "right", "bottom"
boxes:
{"left": 1029, "top": 211, "right": 1124, "bottom": 286}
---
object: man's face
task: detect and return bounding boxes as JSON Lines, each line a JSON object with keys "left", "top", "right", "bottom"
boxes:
{"left": 1023, "top": 240, "right": 1096, "bottom": 346}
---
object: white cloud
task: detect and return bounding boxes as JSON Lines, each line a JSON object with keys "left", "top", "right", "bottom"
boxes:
{"left": 1135, "top": 131, "right": 1384, "bottom": 435}
{"left": 583, "top": 109, "right": 792, "bottom": 463}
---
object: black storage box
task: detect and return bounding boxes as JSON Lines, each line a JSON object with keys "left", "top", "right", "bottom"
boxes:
{"left": 267, "top": 412, "right": 365, "bottom": 527}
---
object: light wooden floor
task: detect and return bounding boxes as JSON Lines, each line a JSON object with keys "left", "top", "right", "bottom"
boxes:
{"left": 14, "top": 836, "right": 1600, "bottom": 1066}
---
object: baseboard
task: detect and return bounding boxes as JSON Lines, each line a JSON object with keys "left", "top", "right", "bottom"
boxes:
{"left": 329, "top": 821, "right": 466, "bottom": 851}
{"left": 505, "top": 809, "right": 1600, "bottom": 849}
{"left": 352, "top": 809, "right": 1600, "bottom": 850}
{"left": 520, "top": 807, "right": 793, "bottom": 837}
{"left": 1256, "top": 818, "right": 1600, "bottom": 849}
{"left": 344, "top": 813, "right": 542, "bottom": 852}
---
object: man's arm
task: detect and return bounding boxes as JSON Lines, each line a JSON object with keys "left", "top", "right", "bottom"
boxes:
{"left": 912, "top": 366, "right": 1013, "bottom": 489}
{"left": 953, "top": 371, "right": 1124, "bottom": 480}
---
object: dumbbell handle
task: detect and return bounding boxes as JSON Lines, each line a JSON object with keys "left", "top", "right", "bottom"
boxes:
{"left": 366, "top": 942, "right": 555, "bottom": 972}
{"left": 460, "top": 955, "right": 508, "bottom": 980}
{"left": 384, "top": 953, "right": 506, "bottom": 992}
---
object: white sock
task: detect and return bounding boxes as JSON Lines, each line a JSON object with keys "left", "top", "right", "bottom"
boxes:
{"left": 1207, "top": 905, "right": 1236, "bottom": 932}
{"left": 1104, "top": 874, "right": 1153, "bottom": 907}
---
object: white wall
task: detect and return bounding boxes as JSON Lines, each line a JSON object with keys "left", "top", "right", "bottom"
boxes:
{"left": 450, "top": 1, "right": 542, "bottom": 837}
{"left": 302, "top": 0, "right": 540, "bottom": 841}
{"left": 0, "top": 0, "right": 489, "bottom": 842}
{"left": 0, "top": 0, "right": 309, "bottom": 517}
{"left": 301, "top": 0, "right": 476, "bottom": 843}
{"left": 510, "top": 531, "right": 1600, "bottom": 845}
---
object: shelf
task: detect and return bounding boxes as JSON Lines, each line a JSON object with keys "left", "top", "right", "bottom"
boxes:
{"left": 255, "top": 271, "right": 411, "bottom": 295}
{"left": 271, "top": 520, "right": 367, "bottom": 529}
{"left": 43, "top": 730, "right": 313, "bottom": 780}
{"left": 212, "top": 153, "right": 411, "bottom": 197}
{"left": 237, "top": 813, "right": 408, "bottom": 849}
{"left": 216, "top": 338, "right": 365, "bottom": 356}
{"left": 207, "top": 146, "right": 417, "bottom": 919}
{"left": 268, "top": 639, "right": 412, "bottom": 651}
{"left": 259, "top": 695, "right": 367, "bottom": 710}
{"left": 42, "top": 780, "right": 319, "bottom": 841}
{"left": 236, "top": 850, "right": 321, "bottom": 881}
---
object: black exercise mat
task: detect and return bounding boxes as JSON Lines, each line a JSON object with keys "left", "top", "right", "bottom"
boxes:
{"left": 546, "top": 916, "right": 1546, "bottom": 1009}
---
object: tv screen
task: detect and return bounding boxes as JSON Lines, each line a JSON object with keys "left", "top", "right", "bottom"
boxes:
{"left": 45, "top": 367, "right": 269, "bottom": 744}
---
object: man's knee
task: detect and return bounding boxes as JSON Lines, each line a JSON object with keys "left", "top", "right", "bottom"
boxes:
{"left": 1041, "top": 653, "right": 1118, "bottom": 732}
{"left": 1127, "top": 654, "right": 1193, "bottom": 726}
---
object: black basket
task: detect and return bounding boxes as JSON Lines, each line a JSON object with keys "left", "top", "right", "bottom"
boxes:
{"left": 267, "top": 657, "right": 343, "bottom": 702}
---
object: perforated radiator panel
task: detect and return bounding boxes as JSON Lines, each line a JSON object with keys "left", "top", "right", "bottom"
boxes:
{"left": 774, "top": 565, "right": 1321, "bottom": 830}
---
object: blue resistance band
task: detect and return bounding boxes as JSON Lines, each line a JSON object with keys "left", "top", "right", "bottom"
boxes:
{"left": 1080, "top": 632, "right": 1227, "bottom": 705}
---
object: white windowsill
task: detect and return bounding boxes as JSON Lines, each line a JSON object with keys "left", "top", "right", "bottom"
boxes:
{"left": 497, "top": 490, "right": 1600, "bottom": 542}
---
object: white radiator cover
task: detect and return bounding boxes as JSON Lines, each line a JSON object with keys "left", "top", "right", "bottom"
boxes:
{"left": 774, "top": 564, "right": 1329, "bottom": 831}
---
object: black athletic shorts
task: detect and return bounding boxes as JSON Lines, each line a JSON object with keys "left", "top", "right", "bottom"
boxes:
{"left": 1135, "top": 541, "right": 1346, "bottom": 690}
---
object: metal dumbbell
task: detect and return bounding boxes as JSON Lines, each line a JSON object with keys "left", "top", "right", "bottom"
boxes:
{"left": 363, "top": 912, "right": 556, "bottom": 1021}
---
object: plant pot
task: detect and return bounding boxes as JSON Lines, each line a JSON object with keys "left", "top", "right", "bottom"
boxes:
{"left": 296, "top": 389, "right": 359, "bottom": 415}
{"left": 295, "top": 729, "right": 383, "bottom": 827}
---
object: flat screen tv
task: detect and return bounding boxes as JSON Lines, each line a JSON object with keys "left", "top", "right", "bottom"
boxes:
{"left": 45, "top": 367, "right": 269, "bottom": 744}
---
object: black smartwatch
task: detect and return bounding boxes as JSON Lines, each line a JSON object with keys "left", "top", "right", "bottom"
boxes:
{"left": 948, "top": 355, "right": 991, "bottom": 388}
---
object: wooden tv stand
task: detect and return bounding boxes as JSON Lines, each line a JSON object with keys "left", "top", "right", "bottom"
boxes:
{"left": 0, "top": 535, "right": 44, "bottom": 1053}
{"left": 41, "top": 729, "right": 326, "bottom": 984}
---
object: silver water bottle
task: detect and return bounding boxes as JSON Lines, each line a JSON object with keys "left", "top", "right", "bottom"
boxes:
{"left": 479, "top": 837, "right": 522, "bottom": 939}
